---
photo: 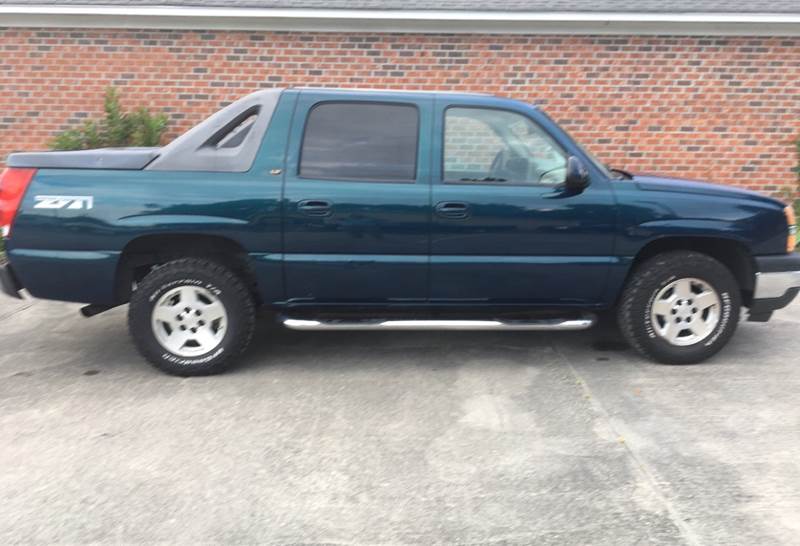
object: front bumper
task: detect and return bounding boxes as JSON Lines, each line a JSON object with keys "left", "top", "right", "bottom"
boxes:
{"left": 0, "top": 261, "right": 24, "bottom": 299}
{"left": 749, "top": 254, "right": 800, "bottom": 319}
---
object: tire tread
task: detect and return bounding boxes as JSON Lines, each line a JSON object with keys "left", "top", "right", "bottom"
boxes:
{"left": 128, "top": 258, "right": 255, "bottom": 376}
{"left": 618, "top": 250, "right": 740, "bottom": 365}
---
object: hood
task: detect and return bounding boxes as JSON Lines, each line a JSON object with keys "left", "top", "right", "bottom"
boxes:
{"left": 632, "top": 174, "right": 785, "bottom": 207}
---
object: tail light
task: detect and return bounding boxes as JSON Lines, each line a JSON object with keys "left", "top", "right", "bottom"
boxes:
{"left": 0, "top": 167, "right": 37, "bottom": 237}
{"left": 786, "top": 205, "right": 797, "bottom": 253}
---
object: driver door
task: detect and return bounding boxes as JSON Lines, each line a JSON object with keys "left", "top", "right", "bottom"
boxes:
{"left": 429, "top": 98, "right": 616, "bottom": 305}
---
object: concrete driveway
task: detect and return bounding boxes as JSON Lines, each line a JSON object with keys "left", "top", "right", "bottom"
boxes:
{"left": 1, "top": 295, "right": 799, "bottom": 545}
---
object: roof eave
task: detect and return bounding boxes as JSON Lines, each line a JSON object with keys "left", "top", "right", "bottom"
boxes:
{"left": 1, "top": 6, "right": 800, "bottom": 35}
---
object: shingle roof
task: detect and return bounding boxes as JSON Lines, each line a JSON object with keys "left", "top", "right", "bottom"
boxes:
{"left": 1, "top": 0, "right": 798, "bottom": 13}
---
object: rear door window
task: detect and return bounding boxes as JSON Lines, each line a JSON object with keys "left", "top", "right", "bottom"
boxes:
{"left": 300, "top": 102, "right": 419, "bottom": 182}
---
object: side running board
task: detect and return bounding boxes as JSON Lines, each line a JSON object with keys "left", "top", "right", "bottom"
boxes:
{"left": 281, "top": 315, "right": 596, "bottom": 331}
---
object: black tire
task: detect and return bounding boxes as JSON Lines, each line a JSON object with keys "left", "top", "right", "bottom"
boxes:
{"left": 618, "top": 251, "right": 741, "bottom": 365}
{"left": 128, "top": 258, "right": 256, "bottom": 376}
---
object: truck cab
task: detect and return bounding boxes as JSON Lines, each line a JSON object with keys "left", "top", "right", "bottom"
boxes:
{"left": 1, "top": 88, "right": 798, "bottom": 375}
{"left": 277, "top": 89, "right": 616, "bottom": 307}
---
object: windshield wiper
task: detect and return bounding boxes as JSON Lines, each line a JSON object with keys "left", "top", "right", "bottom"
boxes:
{"left": 609, "top": 167, "right": 634, "bottom": 179}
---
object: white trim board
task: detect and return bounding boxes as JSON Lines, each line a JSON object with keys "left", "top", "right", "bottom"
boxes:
{"left": 1, "top": 6, "right": 799, "bottom": 35}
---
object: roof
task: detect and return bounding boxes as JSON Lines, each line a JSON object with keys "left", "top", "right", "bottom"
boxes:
{"left": 1, "top": 1, "right": 799, "bottom": 35}
{"left": 1, "top": 0, "right": 799, "bottom": 13}
{"left": 294, "top": 87, "right": 491, "bottom": 96}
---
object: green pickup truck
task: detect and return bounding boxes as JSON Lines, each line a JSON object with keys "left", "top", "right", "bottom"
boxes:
{"left": 1, "top": 88, "right": 798, "bottom": 375}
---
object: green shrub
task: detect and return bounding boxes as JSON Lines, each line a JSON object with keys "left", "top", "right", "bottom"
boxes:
{"left": 795, "top": 137, "right": 800, "bottom": 249}
{"left": 795, "top": 137, "right": 800, "bottom": 183}
{"left": 50, "top": 88, "right": 168, "bottom": 151}
{"left": 0, "top": 89, "right": 168, "bottom": 259}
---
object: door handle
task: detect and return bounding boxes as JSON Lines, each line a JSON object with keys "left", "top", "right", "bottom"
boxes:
{"left": 298, "top": 199, "right": 332, "bottom": 217}
{"left": 435, "top": 201, "right": 470, "bottom": 219}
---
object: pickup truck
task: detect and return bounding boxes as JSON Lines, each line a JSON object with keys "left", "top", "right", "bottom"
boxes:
{"left": 1, "top": 88, "right": 798, "bottom": 376}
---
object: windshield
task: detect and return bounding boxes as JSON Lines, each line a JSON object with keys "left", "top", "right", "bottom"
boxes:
{"left": 536, "top": 109, "right": 614, "bottom": 179}
{"left": 571, "top": 138, "right": 616, "bottom": 179}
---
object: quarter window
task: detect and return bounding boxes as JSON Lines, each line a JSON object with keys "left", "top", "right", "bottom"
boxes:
{"left": 300, "top": 102, "right": 419, "bottom": 182}
{"left": 444, "top": 107, "right": 567, "bottom": 185}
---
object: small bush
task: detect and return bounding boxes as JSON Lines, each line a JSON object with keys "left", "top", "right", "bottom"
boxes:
{"left": 0, "top": 90, "right": 168, "bottom": 259}
{"left": 50, "top": 88, "right": 168, "bottom": 150}
{"left": 794, "top": 136, "right": 800, "bottom": 183}
{"left": 794, "top": 137, "right": 800, "bottom": 249}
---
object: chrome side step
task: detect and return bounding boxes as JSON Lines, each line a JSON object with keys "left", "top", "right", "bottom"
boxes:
{"left": 281, "top": 315, "right": 596, "bottom": 331}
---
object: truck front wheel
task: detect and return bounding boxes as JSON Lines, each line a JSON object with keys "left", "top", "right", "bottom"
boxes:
{"left": 128, "top": 258, "right": 256, "bottom": 376}
{"left": 618, "top": 251, "right": 741, "bottom": 364}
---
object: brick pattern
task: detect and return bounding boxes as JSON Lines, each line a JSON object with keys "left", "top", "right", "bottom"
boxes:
{"left": 0, "top": 28, "right": 798, "bottom": 195}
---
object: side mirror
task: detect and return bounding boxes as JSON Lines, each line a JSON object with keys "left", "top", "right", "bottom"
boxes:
{"left": 564, "top": 156, "right": 590, "bottom": 192}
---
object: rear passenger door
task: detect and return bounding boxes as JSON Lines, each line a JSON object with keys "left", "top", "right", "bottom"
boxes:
{"left": 282, "top": 91, "right": 432, "bottom": 304}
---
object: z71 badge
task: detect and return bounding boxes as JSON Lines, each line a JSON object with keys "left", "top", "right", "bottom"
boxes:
{"left": 33, "top": 195, "right": 94, "bottom": 210}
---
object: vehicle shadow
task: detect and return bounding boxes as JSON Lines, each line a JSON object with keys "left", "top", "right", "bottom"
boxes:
{"left": 233, "top": 311, "right": 633, "bottom": 374}
{"left": 60, "top": 306, "right": 773, "bottom": 377}
{"left": 27, "top": 307, "right": 624, "bottom": 379}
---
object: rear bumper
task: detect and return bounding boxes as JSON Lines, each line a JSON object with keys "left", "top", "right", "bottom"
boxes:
{"left": 749, "top": 254, "right": 800, "bottom": 318}
{"left": 0, "top": 262, "right": 23, "bottom": 299}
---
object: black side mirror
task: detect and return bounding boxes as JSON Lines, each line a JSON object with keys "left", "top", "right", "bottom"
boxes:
{"left": 564, "top": 156, "right": 590, "bottom": 192}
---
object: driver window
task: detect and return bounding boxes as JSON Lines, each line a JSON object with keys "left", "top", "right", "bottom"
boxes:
{"left": 443, "top": 107, "right": 567, "bottom": 186}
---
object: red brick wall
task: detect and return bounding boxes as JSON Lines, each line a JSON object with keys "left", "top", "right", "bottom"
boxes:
{"left": 1, "top": 28, "right": 798, "bottom": 195}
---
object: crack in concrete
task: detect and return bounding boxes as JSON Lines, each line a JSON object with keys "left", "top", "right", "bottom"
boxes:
{"left": 0, "top": 301, "right": 35, "bottom": 323}
{"left": 552, "top": 343, "right": 703, "bottom": 546}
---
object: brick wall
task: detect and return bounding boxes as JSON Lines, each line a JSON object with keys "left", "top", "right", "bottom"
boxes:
{"left": 1, "top": 28, "right": 798, "bottom": 195}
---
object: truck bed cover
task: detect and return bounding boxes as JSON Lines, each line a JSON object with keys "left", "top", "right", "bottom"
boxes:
{"left": 7, "top": 147, "right": 160, "bottom": 170}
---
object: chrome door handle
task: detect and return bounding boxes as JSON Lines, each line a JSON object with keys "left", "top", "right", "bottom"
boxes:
{"left": 298, "top": 200, "right": 332, "bottom": 217}
{"left": 435, "top": 201, "right": 470, "bottom": 219}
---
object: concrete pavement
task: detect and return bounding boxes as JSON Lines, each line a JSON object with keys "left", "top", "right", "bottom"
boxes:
{"left": 1, "top": 295, "right": 799, "bottom": 544}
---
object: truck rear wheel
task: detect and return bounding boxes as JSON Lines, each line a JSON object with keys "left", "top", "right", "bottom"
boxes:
{"left": 618, "top": 251, "right": 740, "bottom": 364}
{"left": 128, "top": 258, "right": 255, "bottom": 376}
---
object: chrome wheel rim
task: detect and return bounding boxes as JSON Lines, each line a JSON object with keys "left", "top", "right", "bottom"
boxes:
{"left": 650, "top": 277, "right": 721, "bottom": 347}
{"left": 151, "top": 285, "right": 228, "bottom": 357}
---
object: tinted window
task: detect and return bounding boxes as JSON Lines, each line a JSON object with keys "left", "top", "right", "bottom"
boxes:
{"left": 215, "top": 113, "right": 257, "bottom": 149}
{"left": 444, "top": 107, "right": 566, "bottom": 185}
{"left": 300, "top": 102, "right": 419, "bottom": 182}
